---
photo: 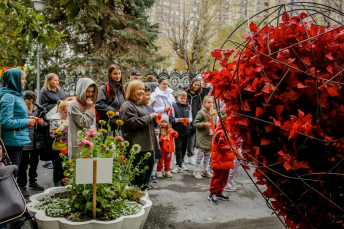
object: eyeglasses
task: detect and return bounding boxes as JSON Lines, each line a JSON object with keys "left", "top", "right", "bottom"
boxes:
{"left": 86, "top": 91, "right": 94, "bottom": 94}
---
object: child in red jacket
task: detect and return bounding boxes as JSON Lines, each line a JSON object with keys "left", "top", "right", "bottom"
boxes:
{"left": 208, "top": 118, "right": 236, "bottom": 205}
{"left": 156, "top": 114, "right": 179, "bottom": 178}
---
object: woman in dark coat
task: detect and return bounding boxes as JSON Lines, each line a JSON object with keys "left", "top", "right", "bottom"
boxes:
{"left": 184, "top": 78, "right": 203, "bottom": 165}
{"left": 95, "top": 64, "right": 125, "bottom": 135}
{"left": 39, "top": 73, "right": 66, "bottom": 168}
{"left": 119, "top": 80, "right": 160, "bottom": 190}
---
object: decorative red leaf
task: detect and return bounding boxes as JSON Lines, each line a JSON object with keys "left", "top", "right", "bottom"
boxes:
{"left": 325, "top": 53, "right": 334, "bottom": 60}
{"left": 265, "top": 124, "right": 275, "bottom": 133}
{"left": 277, "top": 150, "right": 285, "bottom": 156}
{"left": 300, "top": 12, "right": 308, "bottom": 19}
{"left": 256, "top": 107, "right": 263, "bottom": 117}
{"left": 292, "top": 160, "right": 300, "bottom": 170}
{"left": 270, "top": 117, "right": 281, "bottom": 126}
{"left": 301, "top": 57, "right": 311, "bottom": 66}
{"left": 238, "top": 118, "right": 248, "bottom": 126}
{"left": 283, "top": 161, "right": 292, "bottom": 171}
{"left": 298, "top": 109, "right": 305, "bottom": 118}
{"left": 289, "top": 123, "right": 298, "bottom": 140}
{"left": 282, "top": 13, "right": 290, "bottom": 22}
{"left": 297, "top": 82, "right": 307, "bottom": 89}
{"left": 261, "top": 138, "right": 270, "bottom": 145}
{"left": 327, "top": 86, "right": 339, "bottom": 97}
{"left": 276, "top": 105, "right": 284, "bottom": 115}
{"left": 281, "top": 121, "right": 294, "bottom": 131}
{"left": 326, "top": 65, "right": 333, "bottom": 75}
{"left": 299, "top": 161, "right": 309, "bottom": 169}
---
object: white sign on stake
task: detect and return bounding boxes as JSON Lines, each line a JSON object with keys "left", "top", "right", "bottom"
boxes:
{"left": 75, "top": 158, "right": 113, "bottom": 184}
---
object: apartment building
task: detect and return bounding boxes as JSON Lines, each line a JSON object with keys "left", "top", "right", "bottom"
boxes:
{"left": 149, "top": 0, "right": 340, "bottom": 37}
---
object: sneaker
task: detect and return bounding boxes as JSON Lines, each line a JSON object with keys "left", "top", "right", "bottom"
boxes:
{"left": 201, "top": 170, "right": 212, "bottom": 178}
{"left": 151, "top": 176, "right": 158, "bottom": 183}
{"left": 184, "top": 156, "right": 189, "bottom": 164}
{"left": 182, "top": 163, "right": 188, "bottom": 171}
{"left": 228, "top": 180, "right": 237, "bottom": 189}
{"left": 188, "top": 157, "right": 196, "bottom": 165}
{"left": 28, "top": 183, "right": 44, "bottom": 191}
{"left": 166, "top": 171, "right": 173, "bottom": 178}
{"left": 146, "top": 185, "right": 154, "bottom": 190}
{"left": 162, "top": 170, "right": 166, "bottom": 177}
{"left": 156, "top": 171, "right": 163, "bottom": 178}
{"left": 171, "top": 167, "right": 183, "bottom": 174}
{"left": 193, "top": 170, "right": 203, "bottom": 179}
{"left": 216, "top": 193, "right": 230, "bottom": 201}
{"left": 224, "top": 182, "right": 237, "bottom": 192}
{"left": 208, "top": 195, "right": 218, "bottom": 205}
{"left": 42, "top": 161, "right": 53, "bottom": 169}
{"left": 21, "top": 188, "right": 29, "bottom": 197}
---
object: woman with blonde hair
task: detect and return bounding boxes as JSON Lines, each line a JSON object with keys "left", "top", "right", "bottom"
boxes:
{"left": 119, "top": 80, "right": 160, "bottom": 190}
{"left": 40, "top": 73, "right": 66, "bottom": 113}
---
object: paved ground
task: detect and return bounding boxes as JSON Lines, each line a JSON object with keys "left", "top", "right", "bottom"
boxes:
{"left": 27, "top": 158, "right": 285, "bottom": 229}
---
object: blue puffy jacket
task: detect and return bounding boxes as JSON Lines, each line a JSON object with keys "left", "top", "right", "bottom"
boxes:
{"left": 0, "top": 68, "right": 30, "bottom": 146}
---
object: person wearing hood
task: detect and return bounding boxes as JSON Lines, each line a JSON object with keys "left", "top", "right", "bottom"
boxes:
{"left": 68, "top": 78, "right": 98, "bottom": 159}
{"left": 17, "top": 91, "right": 48, "bottom": 196}
{"left": 184, "top": 78, "right": 203, "bottom": 165}
{"left": 145, "top": 72, "right": 158, "bottom": 93}
{"left": 208, "top": 108, "right": 236, "bottom": 205}
{"left": 151, "top": 77, "right": 175, "bottom": 115}
{"left": 0, "top": 68, "right": 36, "bottom": 177}
{"left": 95, "top": 64, "right": 125, "bottom": 135}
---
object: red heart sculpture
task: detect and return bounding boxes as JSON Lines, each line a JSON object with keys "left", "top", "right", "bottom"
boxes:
{"left": 203, "top": 12, "right": 344, "bottom": 229}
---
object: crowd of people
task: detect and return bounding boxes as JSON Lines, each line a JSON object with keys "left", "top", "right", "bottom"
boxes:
{"left": 0, "top": 65, "right": 241, "bottom": 205}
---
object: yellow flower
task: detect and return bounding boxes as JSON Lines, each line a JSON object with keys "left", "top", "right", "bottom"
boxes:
{"left": 98, "top": 120, "right": 106, "bottom": 125}
{"left": 94, "top": 130, "right": 97, "bottom": 133}
{"left": 99, "top": 129, "right": 107, "bottom": 133}
{"left": 116, "top": 119, "right": 124, "bottom": 125}
{"left": 212, "top": 109, "right": 216, "bottom": 115}
{"left": 106, "top": 111, "right": 116, "bottom": 118}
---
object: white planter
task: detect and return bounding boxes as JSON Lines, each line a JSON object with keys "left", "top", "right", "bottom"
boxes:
{"left": 27, "top": 187, "right": 152, "bottom": 229}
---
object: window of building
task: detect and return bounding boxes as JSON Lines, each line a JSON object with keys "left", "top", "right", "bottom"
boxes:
{"left": 220, "top": 10, "right": 229, "bottom": 16}
{"left": 232, "top": 6, "right": 236, "bottom": 10}
{"left": 162, "top": 1, "right": 169, "bottom": 6}
{"left": 249, "top": 11, "right": 254, "bottom": 16}
{"left": 171, "top": 2, "right": 179, "bottom": 7}
{"left": 184, "top": 4, "right": 188, "bottom": 9}
{"left": 172, "top": 10, "right": 180, "bottom": 15}
{"left": 222, "top": 4, "right": 228, "bottom": 8}
{"left": 257, "top": 0, "right": 262, "bottom": 3}
{"left": 163, "top": 8, "right": 170, "bottom": 13}
{"left": 257, "top": 5, "right": 262, "bottom": 10}
{"left": 250, "top": 0, "right": 254, "bottom": 2}
{"left": 231, "top": 19, "right": 236, "bottom": 25}
{"left": 239, "top": 13, "right": 245, "bottom": 18}
{"left": 231, "top": 12, "right": 236, "bottom": 17}
{"left": 239, "top": 7, "right": 245, "bottom": 12}
{"left": 232, "top": 0, "right": 236, "bottom": 2}
{"left": 191, "top": 13, "right": 199, "bottom": 18}
{"left": 220, "top": 18, "right": 228, "bottom": 22}
{"left": 249, "top": 5, "right": 254, "bottom": 9}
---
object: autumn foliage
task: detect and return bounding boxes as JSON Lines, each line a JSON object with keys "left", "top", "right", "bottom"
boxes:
{"left": 203, "top": 13, "right": 344, "bottom": 229}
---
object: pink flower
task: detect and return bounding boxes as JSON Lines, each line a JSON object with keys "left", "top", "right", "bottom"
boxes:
{"left": 87, "top": 129, "right": 96, "bottom": 137}
{"left": 115, "top": 136, "right": 124, "bottom": 142}
{"left": 79, "top": 139, "right": 93, "bottom": 148}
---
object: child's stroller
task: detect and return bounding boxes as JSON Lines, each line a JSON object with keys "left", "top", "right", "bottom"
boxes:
{"left": 0, "top": 139, "right": 38, "bottom": 229}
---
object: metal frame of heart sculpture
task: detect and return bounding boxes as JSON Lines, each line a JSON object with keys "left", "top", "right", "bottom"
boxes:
{"left": 203, "top": 2, "right": 344, "bottom": 229}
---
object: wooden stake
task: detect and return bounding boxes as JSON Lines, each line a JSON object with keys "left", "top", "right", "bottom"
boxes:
{"left": 93, "top": 160, "right": 97, "bottom": 219}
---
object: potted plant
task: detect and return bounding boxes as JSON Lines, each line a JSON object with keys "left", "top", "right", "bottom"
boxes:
{"left": 28, "top": 112, "right": 152, "bottom": 229}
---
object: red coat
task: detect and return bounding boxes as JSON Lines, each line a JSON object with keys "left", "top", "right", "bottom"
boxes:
{"left": 211, "top": 129, "right": 235, "bottom": 170}
{"left": 159, "top": 130, "right": 178, "bottom": 153}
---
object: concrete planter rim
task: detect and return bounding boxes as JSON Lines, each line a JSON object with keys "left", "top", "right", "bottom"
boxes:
{"left": 27, "top": 186, "right": 152, "bottom": 227}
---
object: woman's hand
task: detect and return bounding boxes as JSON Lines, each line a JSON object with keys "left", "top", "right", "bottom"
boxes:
{"left": 86, "top": 98, "right": 93, "bottom": 109}
{"left": 28, "top": 119, "right": 36, "bottom": 126}
{"left": 150, "top": 113, "right": 159, "bottom": 119}
{"left": 164, "top": 106, "right": 171, "bottom": 111}
{"left": 204, "top": 123, "right": 211, "bottom": 127}
{"left": 38, "top": 118, "right": 44, "bottom": 126}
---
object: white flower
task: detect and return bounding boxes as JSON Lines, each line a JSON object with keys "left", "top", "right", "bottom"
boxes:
{"left": 77, "top": 131, "right": 83, "bottom": 137}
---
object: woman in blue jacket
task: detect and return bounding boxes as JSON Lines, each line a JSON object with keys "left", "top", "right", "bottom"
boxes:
{"left": 0, "top": 68, "right": 36, "bottom": 177}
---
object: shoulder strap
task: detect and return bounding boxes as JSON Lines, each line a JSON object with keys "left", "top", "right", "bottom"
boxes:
{"left": 105, "top": 83, "right": 110, "bottom": 97}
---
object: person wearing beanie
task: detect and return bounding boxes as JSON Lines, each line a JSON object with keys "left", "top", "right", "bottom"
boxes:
{"left": 145, "top": 72, "right": 158, "bottom": 93}
{"left": 17, "top": 90, "right": 49, "bottom": 196}
{"left": 156, "top": 114, "right": 178, "bottom": 178}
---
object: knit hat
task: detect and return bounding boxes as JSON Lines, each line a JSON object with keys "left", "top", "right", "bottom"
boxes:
{"left": 160, "top": 114, "right": 169, "bottom": 123}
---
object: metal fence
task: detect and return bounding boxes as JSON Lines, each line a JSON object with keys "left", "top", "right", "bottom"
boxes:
{"left": 151, "top": 69, "right": 202, "bottom": 90}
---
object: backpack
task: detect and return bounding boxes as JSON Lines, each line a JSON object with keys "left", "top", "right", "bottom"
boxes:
{"left": 96, "top": 83, "right": 110, "bottom": 122}
{"left": 0, "top": 94, "right": 15, "bottom": 139}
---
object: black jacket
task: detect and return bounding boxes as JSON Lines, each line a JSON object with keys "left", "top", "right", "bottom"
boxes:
{"left": 39, "top": 88, "right": 66, "bottom": 112}
{"left": 201, "top": 87, "right": 211, "bottom": 100}
{"left": 31, "top": 104, "right": 49, "bottom": 151}
{"left": 95, "top": 83, "right": 125, "bottom": 130}
{"left": 172, "top": 102, "right": 191, "bottom": 137}
{"left": 185, "top": 89, "right": 202, "bottom": 124}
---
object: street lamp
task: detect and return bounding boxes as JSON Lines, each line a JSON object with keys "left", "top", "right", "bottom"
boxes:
{"left": 32, "top": 0, "right": 46, "bottom": 104}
